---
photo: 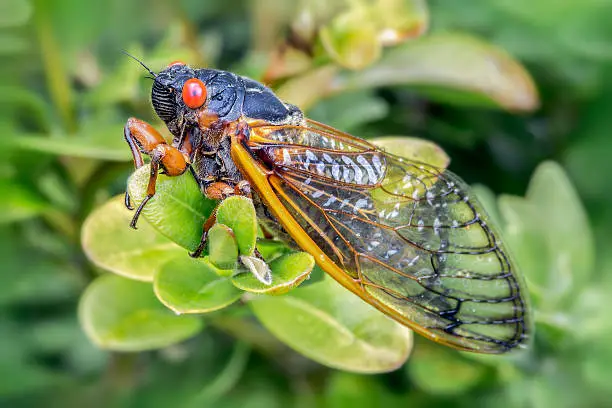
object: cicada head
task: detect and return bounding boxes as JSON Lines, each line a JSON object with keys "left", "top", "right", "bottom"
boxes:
{"left": 151, "top": 62, "right": 242, "bottom": 134}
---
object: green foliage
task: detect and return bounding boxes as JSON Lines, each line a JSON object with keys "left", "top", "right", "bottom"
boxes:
{"left": 78, "top": 274, "right": 203, "bottom": 351}
{"left": 154, "top": 257, "right": 243, "bottom": 314}
{"left": 251, "top": 276, "right": 413, "bottom": 373}
{"left": 215, "top": 196, "right": 258, "bottom": 257}
{"left": 81, "top": 196, "right": 184, "bottom": 281}
{"left": 2, "top": 0, "right": 612, "bottom": 407}
{"left": 127, "top": 164, "right": 216, "bottom": 252}
{"left": 231, "top": 252, "right": 314, "bottom": 295}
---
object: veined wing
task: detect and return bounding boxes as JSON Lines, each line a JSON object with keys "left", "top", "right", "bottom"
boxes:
{"left": 234, "top": 119, "right": 530, "bottom": 353}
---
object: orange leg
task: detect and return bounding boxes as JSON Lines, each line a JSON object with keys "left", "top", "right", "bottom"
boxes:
{"left": 123, "top": 117, "right": 189, "bottom": 229}
{"left": 123, "top": 121, "right": 145, "bottom": 209}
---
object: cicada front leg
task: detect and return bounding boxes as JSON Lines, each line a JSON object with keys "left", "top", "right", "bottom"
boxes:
{"left": 123, "top": 117, "right": 189, "bottom": 229}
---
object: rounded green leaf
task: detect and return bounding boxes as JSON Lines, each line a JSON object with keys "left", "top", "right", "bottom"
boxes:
{"left": 371, "top": 136, "right": 450, "bottom": 169}
{"left": 250, "top": 276, "right": 413, "bottom": 373}
{"left": 215, "top": 196, "right": 257, "bottom": 256}
{"left": 232, "top": 252, "right": 314, "bottom": 295}
{"left": 128, "top": 164, "right": 217, "bottom": 252}
{"left": 208, "top": 224, "right": 239, "bottom": 270}
{"left": 336, "top": 33, "right": 539, "bottom": 112}
{"left": 154, "top": 256, "right": 242, "bottom": 314}
{"left": 406, "top": 342, "right": 486, "bottom": 395}
{"left": 78, "top": 274, "right": 203, "bottom": 351}
{"left": 81, "top": 195, "right": 184, "bottom": 281}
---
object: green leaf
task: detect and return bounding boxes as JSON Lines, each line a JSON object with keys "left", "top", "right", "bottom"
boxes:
{"left": 215, "top": 196, "right": 258, "bottom": 256}
{"left": 336, "top": 33, "right": 539, "bottom": 112}
{"left": 370, "top": 136, "right": 450, "bottom": 169}
{"left": 3, "top": 125, "right": 132, "bottom": 161}
{"left": 498, "top": 161, "right": 594, "bottom": 307}
{"left": 81, "top": 196, "right": 185, "bottom": 281}
{"left": 154, "top": 256, "right": 242, "bottom": 314}
{"left": 526, "top": 161, "right": 594, "bottom": 290}
{"left": 407, "top": 342, "right": 486, "bottom": 395}
{"left": 208, "top": 224, "right": 239, "bottom": 270}
{"left": 232, "top": 252, "right": 314, "bottom": 295}
{"left": 250, "top": 276, "right": 412, "bottom": 373}
{"left": 128, "top": 164, "right": 217, "bottom": 252}
{"left": 78, "top": 274, "right": 203, "bottom": 351}
{"left": 498, "top": 195, "right": 550, "bottom": 306}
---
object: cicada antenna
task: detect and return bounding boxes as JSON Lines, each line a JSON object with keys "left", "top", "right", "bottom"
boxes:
{"left": 121, "top": 50, "right": 158, "bottom": 79}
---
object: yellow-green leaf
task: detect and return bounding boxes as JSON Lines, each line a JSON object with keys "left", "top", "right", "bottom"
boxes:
{"left": 154, "top": 256, "right": 242, "bottom": 314}
{"left": 78, "top": 274, "right": 203, "bottom": 351}
{"left": 336, "top": 33, "right": 539, "bottom": 112}
{"left": 81, "top": 196, "right": 184, "bottom": 281}
{"left": 250, "top": 276, "right": 412, "bottom": 373}
{"left": 128, "top": 165, "right": 216, "bottom": 252}
{"left": 215, "top": 196, "right": 258, "bottom": 256}
{"left": 208, "top": 224, "right": 239, "bottom": 270}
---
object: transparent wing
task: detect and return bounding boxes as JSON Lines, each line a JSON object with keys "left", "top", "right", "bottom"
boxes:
{"left": 245, "top": 119, "right": 530, "bottom": 353}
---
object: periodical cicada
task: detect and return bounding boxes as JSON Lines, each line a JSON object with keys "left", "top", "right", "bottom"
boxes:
{"left": 122, "top": 59, "right": 531, "bottom": 354}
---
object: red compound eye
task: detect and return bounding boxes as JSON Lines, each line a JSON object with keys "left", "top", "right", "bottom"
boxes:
{"left": 167, "top": 60, "right": 185, "bottom": 67}
{"left": 182, "top": 78, "right": 207, "bottom": 109}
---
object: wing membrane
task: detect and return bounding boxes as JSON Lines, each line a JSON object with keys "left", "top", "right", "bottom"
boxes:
{"left": 241, "top": 119, "right": 530, "bottom": 353}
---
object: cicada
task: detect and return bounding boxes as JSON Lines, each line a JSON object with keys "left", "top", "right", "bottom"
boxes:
{"left": 123, "top": 59, "right": 530, "bottom": 354}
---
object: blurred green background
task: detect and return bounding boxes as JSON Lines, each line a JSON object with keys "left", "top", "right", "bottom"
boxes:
{"left": 2, "top": 0, "right": 612, "bottom": 407}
